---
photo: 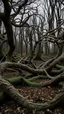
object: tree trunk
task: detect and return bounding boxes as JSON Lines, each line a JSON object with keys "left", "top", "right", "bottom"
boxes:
{"left": 3, "top": 18, "right": 15, "bottom": 61}
{"left": 34, "top": 27, "right": 42, "bottom": 60}
{"left": 1, "top": 0, "right": 15, "bottom": 61}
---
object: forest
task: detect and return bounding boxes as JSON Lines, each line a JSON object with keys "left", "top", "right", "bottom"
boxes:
{"left": 0, "top": 0, "right": 64, "bottom": 114}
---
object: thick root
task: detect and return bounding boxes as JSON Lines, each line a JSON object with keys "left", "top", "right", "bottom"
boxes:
{"left": 0, "top": 76, "right": 64, "bottom": 110}
{"left": 8, "top": 74, "right": 64, "bottom": 87}
{"left": 56, "top": 64, "right": 64, "bottom": 69}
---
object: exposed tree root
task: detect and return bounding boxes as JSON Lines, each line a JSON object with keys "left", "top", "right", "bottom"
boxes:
{"left": 46, "top": 52, "right": 64, "bottom": 72}
{"left": 39, "top": 58, "right": 54, "bottom": 69}
{"left": 56, "top": 64, "right": 64, "bottom": 69}
{"left": 50, "top": 69, "right": 64, "bottom": 75}
{"left": 8, "top": 74, "right": 64, "bottom": 87}
{"left": 28, "top": 75, "right": 49, "bottom": 81}
{"left": 8, "top": 76, "right": 43, "bottom": 87}
{"left": 0, "top": 76, "right": 64, "bottom": 111}
{"left": 0, "top": 53, "right": 64, "bottom": 76}
{"left": 0, "top": 53, "right": 64, "bottom": 110}
{"left": 41, "top": 74, "right": 64, "bottom": 87}
{"left": 0, "top": 62, "right": 45, "bottom": 75}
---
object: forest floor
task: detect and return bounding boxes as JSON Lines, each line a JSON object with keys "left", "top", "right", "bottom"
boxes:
{"left": 0, "top": 54, "right": 64, "bottom": 114}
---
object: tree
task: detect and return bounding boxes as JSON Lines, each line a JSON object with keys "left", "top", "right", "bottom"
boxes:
{"left": 0, "top": 0, "right": 64, "bottom": 113}
{"left": 0, "top": 0, "right": 38, "bottom": 60}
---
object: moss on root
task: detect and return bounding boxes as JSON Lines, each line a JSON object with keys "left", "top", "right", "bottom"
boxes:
{"left": 56, "top": 64, "right": 64, "bottom": 69}
{"left": 8, "top": 76, "right": 43, "bottom": 87}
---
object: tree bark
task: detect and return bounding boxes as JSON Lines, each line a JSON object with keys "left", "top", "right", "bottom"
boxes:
{"left": 7, "top": 73, "right": 64, "bottom": 87}
{"left": 1, "top": 0, "right": 15, "bottom": 61}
